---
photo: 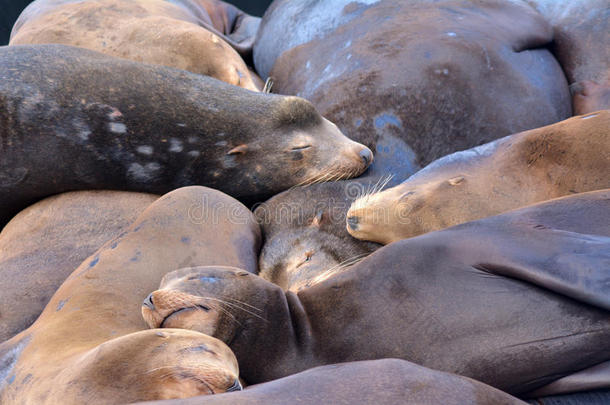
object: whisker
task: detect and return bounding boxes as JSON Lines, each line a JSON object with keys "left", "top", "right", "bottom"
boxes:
{"left": 262, "top": 77, "right": 274, "bottom": 94}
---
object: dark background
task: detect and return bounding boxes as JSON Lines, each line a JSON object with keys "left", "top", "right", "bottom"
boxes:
{"left": 0, "top": 0, "right": 273, "bottom": 45}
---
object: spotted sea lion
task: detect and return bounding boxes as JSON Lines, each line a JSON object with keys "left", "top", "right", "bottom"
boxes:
{"left": 347, "top": 111, "right": 609, "bottom": 244}
{"left": 0, "top": 186, "right": 260, "bottom": 403}
{"left": 0, "top": 44, "right": 372, "bottom": 227}
{"left": 253, "top": 0, "right": 571, "bottom": 178}
{"left": 134, "top": 359, "right": 526, "bottom": 405}
{"left": 0, "top": 190, "right": 158, "bottom": 343}
{"left": 10, "top": 0, "right": 261, "bottom": 90}
{"left": 142, "top": 190, "right": 610, "bottom": 396}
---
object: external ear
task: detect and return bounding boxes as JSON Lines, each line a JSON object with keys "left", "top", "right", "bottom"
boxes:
{"left": 227, "top": 144, "right": 249, "bottom": 155}
{"left": 448, "top": 176, "right": 465, "bottom": 186}
{"left": 310, "top": 210, "right": 324, "bottom": 228}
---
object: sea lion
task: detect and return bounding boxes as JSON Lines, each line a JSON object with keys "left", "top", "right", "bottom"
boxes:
{"left": 253, "top": 0, "right": 571, "bottom": 178}
{"left": 134, "top": 359, "right": 526, "bottom": 405}
{"left": 10, "top": 0, "right": 261, "bottom": 90}
{"left": 0, "top": 44, "right": 372, "bottom": 227}
{"left": 522, "top": 0, "right": 609, "bottom": 115}
{"left": 0, "top": 190, "right": 158, "bottom": 343}
{"left": 142, "top": 190, "right": 610, "bottom": 396}
{"left": 0, "top": 186, "right": 260, "bottom": 403}
{"left": 254, "top": 178, "right": 392, "bottom": 292}
{"left": 523, "top": 0, "right": 608, "bottom": 85}
{"left": 347, "top": 110, "right": 610, "bottom": 244}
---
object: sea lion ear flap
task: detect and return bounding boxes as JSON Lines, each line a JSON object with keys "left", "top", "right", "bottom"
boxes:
{"left": 227, "top": 144, "right": 249, "bottom": 155}
{"left": 310, "top": 210, "right": 325, "bottom": 228}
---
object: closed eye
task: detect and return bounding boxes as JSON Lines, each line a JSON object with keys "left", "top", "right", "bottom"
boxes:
{"left": 291, "top": 145, "right": 312, "bottom": 151}
{"left": 398, "top": 191, "right": 415, "bottom": 202}
{"left": 296, "top": 250, "right": 314, "bottom": 268}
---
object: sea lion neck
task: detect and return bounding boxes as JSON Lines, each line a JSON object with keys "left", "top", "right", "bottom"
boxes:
{"left": 227, "top": 286, "right": 316, "bottom": 384}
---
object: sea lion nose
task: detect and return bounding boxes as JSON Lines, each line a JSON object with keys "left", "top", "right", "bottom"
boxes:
{"left": 347, "top": 216, "right": 359, "bottom": 231}
{"left": 143, "top": 293, "right": 155, "bottom": 310}
{"left": 359, "top": 147, "right": 373, "bottom": 167}
{"left": 226, "top": 379, "right": 243, "bottom": 392}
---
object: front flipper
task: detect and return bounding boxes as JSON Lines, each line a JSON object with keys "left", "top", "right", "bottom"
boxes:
{"left": 469, "top": 228, "right": 610, "bottom": 311}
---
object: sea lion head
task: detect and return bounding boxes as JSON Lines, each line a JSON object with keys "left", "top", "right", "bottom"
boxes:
{"left": 258, "top": 212, "right": 376, "bottom": 291}
{"left": 55, "top": 329, "right": 241, "bottom": 402}
{"left": 142, "top": 266, "right": 293, "bottom": 384}
{"left": 226, "top": 96, "right": 373, "bottom": 198}
{"left": 346, "top": 175, "right": 468, "bottom": 244}
{"left": 142, "top": 266, "right": 282, "bottom": 344}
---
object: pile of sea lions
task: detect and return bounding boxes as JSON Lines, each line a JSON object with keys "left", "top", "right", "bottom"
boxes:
{"left": 0, "top": 0, "right": 608, "bottom": 404}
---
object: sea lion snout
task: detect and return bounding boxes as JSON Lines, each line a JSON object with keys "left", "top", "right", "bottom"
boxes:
{"left": 359, "top": 147, "right": 373, "bottom": 167}
{"left": 346, "top": 186, "right": 409, "bottom": 244}
{"left": 226, "top": 379, "right": 243, "bottom": 392}
{"left": 141, "top": 289, "right": 219, "bottom": 336}
{"left": 347, "top": 216, "right": 359, "bottom": 231}
{"left": 143, "top": 292, "right": 155, "bottom": 310}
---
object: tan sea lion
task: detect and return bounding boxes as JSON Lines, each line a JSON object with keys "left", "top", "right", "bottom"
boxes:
{"left": 0, "top": 44, "right": 372, "bottom": 227}
{"left": 0, "top": 186, "right": 260, "bottom": 403}
{"left": 10, "top": 0, "right": 261, "bottom": 90}
{"left": 0, "top": 190, "right": 158, "bottom": 343}
{"left": 141, "top": 191, "right": 610, "bottom": 396}
{"left": 347, "top": 111, "right": 609, "bottom": 244}
{"left": 134, "top": 359, "right": 526, "bottom": 405}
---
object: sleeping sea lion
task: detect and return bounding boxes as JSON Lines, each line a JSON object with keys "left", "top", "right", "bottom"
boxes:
{"left": 142, "top": 190, "right": 610, "bottom": 396}
{"left": 0, "top": 44, "right": 372, "bottom": 227}
{"left": 134, "top": 359, "right": 526, "bottom": 405}
{"left": 347, "top": 111, "right": 609, "bottom": 244}
{"left": 0, "top": 186, "right": 260, "bottom": 403}
{"left": 253, "top": 0, "right": 571, "bottom": 179}
{"left": 10, "top": 0, "right": 261, "bottom": 90}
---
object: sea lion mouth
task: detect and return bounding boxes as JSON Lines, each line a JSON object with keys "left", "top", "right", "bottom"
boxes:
{"left": 160, "top": 305, "right": 210, "bottom": 328}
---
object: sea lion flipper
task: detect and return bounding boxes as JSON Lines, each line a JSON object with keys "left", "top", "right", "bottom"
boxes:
{"left": 472, "top": 229, "right": 610, "bottom": 311}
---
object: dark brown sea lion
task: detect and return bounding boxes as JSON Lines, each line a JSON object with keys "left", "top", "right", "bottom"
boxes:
{"left": 253, "top": 0, "right": 571, "bottom": 179}
{"left": 0, "top": 186, "right": 260, "bottom": 403}
{"left": 347, "top": 111, "right": 609, "bottom": 244}
{"left": 0, "top": 44, "right": 372, "bottom": 227}
{"left": 134, "top": 359, "right": 526, "bottom": 405}
{"left": 254, "top": 179, "right": 390, "bottom": 292}
{"left": 142, "top": 190, "right": 610, "bottom": 396}
{"left": 0, "top": 190, "right": 158, "bottom": 343}
{"left": 9, "top": 0, "right": 261, "bottom": 91}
